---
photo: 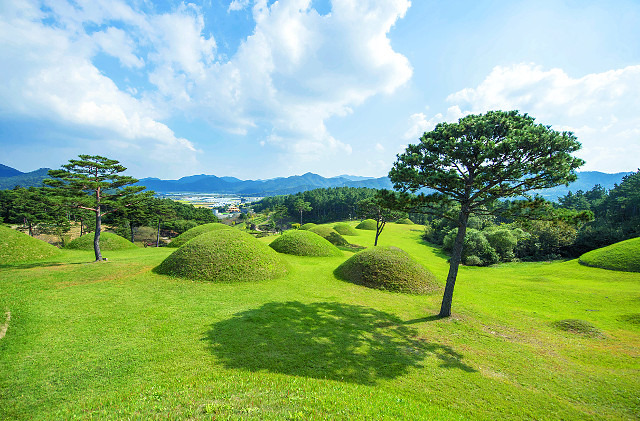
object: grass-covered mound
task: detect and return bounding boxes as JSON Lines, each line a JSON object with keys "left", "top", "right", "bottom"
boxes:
{"left": 269, "top": 230, "right": 342, "bottom": 257}
{"left": 578, "top": 237, "right": 640, "bottom": 272}
{"left": 155, "top": 228, "right": 287, "bottom": 282}
{"left": 309, "top": 226, "right": 349, "bottom": 246}
{"left": 356, "top": 219, "right": 377, "bottom": 230}
{"left": 333, "top": 223, "right": 358, "bottom": 236}
{"left": 552, "top": 319, "right": 604, "bottom": 338}
{"left": 396, "top": 218, "right": 414, "bottom": 225}
{"left": 335, "top": 246, "right": 439, "bottom": 294}
{"left": 65, "top": 232, "right": 137, "bottom": 251}
{"left": 300, "top": 223, "right": 317, "bottom": 230}
{"left": 168, "top": 223, "right": 231, "bottom": 248}
{"left": 0, "top": 225, "right": 61, "bottom": 264}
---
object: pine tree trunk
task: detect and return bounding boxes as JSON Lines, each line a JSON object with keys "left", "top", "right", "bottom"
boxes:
{"left": 156, "top": 219, "right": 161, "bottom": 247}
{"left": 439, "top": 208, "right": 470, "bottom": 317}
{"left": 94, "top": 206, "right": 103, "bottom": 261}
{"left": 130, "top": 222, "right": 134, "bottom": 244}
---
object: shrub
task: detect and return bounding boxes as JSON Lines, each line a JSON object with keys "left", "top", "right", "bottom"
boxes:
{"left": 396, "top": 218, "right": 414, "bottom": 225}
{"left": 333, "top": 223, "right": 358, "bottom": 236}
{"left": 0, "top": 225, "right": 61, "bottom": 264}
{"left": 300, "top": 223, "right": 317, "bottom": 230}
{"left": 168, "top": 223, "right": 231, "bottom": 248}
{"left": 65, "top": 232, "right": 137, "bottom": 251}
{"left": 552, "top": 319, "right": 604, "bottom": 338}
{"left": 483, "top": 227, "right": 518, "bottom": 262}
{"left": 269, "top": 230, "right": 342, "bottom": 257}
{"left": 291, "top": 223, "right": 301, "bottom": 230}
{"left": 335, "top": 246, "right": 439, "bottom": 294}
{"left": 356, "top": 219, "right": 377, "bottom": 230}
{"left": 443, "top": 228, "right": 499, "bottom": 266}
{"left": 155, "top": 229, "right": 287, "bottom": 282}
{"left": 309, "top": 226, "right": 349, "bottom": 246}
{"left": 578, "top": 237, "right": 640, "bottom": 272}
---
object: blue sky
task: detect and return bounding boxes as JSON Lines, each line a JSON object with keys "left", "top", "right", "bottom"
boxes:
{"left": 1, "top": 0, "right": 639, "bottom": 180}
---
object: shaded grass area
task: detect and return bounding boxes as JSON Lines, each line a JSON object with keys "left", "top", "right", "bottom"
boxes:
{"left": 1, "top": 224, "right": 639, "bottom": 419}
{"left": 579, "top": 236, "right": 640, "bottom": 272}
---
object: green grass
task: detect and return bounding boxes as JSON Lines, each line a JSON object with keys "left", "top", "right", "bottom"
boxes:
{"left": 335, "top": 246, "right": 439, "bottom": 294}
{"left": 0, "top": 225, "right": 61, "bottom": 265}
{"left": 1, "top": 223, "right": 639, "bottom": 420}
{"left": 65, "top": 232, "right": 138, "bottom": 251}
{"left": 309, "top": 225, "right": 349, "bottom": 246}
{"left": 155, "top": 228, "right": 287, "bottom": 283}
{"left": 333, "top": 223, "right": 359, "bottom": 236}
{"left": 578, "top": 236, "right": 640, "bottom": 272}
{"left": 356, "top": 219, "right": 377, "bottom": 230}
{"left": 269, "top": 230, "right": 343, "bottom": 257}
{"left": 167, "top": 222, "right": 231, "bottom": 248}
{"left": 300, "top": 223, "right": 317, "bottom": 230}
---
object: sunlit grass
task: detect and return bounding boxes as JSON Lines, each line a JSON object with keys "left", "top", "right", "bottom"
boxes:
{"left": 1, "top": 223, "right": 638, "bottom": 419}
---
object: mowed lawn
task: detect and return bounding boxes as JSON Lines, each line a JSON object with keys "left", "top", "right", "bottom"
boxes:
{"left": 1, "top": 224, "right": 638, "bottom": 420}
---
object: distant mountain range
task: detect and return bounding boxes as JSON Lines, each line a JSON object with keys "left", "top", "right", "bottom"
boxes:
{"left": 0, "top": 163, "right": 632, "bottom": 201}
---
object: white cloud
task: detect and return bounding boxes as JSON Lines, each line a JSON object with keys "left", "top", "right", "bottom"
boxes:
{"left": 92, "top": 27, "right": 144, "bottom": 68}
{"left": 0, "top": 1, "right": 199, "bottom": 177}
{"left": 228, "top": 0, "right": 251, "bottom": 12}
{"left": 427, "top": 63, "right": 640, "bottom": 173}
{"left": 403, "top": 106, "right": 466, "bottom": 140}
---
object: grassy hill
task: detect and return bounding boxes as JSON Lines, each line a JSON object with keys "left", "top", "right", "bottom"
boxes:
{"left": 1, "top": 222, "right": 639, "bottom": 419}
{"left": 578, "top": 236, "right": 640, "bottom": 272}
{"left": 0, "top": 225, "right": 61, "bottom": 264}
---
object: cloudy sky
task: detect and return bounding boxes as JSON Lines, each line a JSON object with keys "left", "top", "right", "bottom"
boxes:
{"left": 1, "top": 0, "right": 639, "bottom": 180}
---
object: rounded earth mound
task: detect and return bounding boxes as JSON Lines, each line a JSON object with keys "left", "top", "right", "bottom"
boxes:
{"left": 396, "top": 218, "right": 414, "bottom": 225}
{"left": 309, "top": 226, "right": 349, "bottom": 246}
{"left": 65, "top": 232, "right": 137, "bottom": 251}
{"left": 334, "top": 246, "right": 439, "bottom": 294}
{"left": 356, "top": 219, "right": 377, "bottom": 230}
{"left": 300, "top": 223, "right": 317, "bottom": 230}
{"left": 155, "top": 228, "right": 287, "bottom": 282}
{"left": 578, "top": 237, "right": 640, "bottom": 272}
{"left": 269, "top": 230, "right": 342, "bottom": 257}
{"left": 168, "top": 223, "right": 231, "bottom": 248}
{"left": 0, "top": 225, "right": 61, "bottom": 264}
{"left": 333, "top": 223, "right": 358, "bottom": 236}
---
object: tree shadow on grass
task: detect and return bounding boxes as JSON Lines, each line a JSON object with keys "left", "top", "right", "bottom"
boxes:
{"left": 204, "top": 301, "right": 475, "bottom": 385}
{"left": 0, "top": 261, "right": 85, "bottom": 270}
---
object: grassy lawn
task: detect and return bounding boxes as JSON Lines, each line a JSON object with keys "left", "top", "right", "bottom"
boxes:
{"left": 1, "top": 224, "right": 638, "bottom": 419}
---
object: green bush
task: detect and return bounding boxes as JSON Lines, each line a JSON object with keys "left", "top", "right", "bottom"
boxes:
{"left": 309, "top": 226, "right": 349, "bottom": 246}
{"left": 356, "top": 219, "right": 377, "bottom": 230}
{"left": 300, "top": 223, "right": 317, "bottom": 230}
{"left": 334, "top": 246, "right": 439, "bottom": 294}
{"left": 333, "top": 223, "right": 358, "bottom": 236}
{"left": 65, "top": 232, "right": 137, "bottom": 251}
{"left": 395, "top": 218, "right": 414, "bottom": 225}
{"left": 168, "top": 223, "right": 231, "bottom": 248}
{"left": 0, "top": 225, "right": 61, "bottom": 264}
{"left": 443, "top": 228, "right": 499, "bottom": 266}
{"left": 483, "top": 227, "right": 518, "bottom": 262}
{"left": 291, "top": 223, "right": 301, "bottom": 230}
{"left": 269, "top": 230, "right": 342, "bottom": 257}
{"left": 578, "top": 237, "right": 640, "bottom": 272}
{"left": 155, "top": 229, "right": 287, "bottom": 282}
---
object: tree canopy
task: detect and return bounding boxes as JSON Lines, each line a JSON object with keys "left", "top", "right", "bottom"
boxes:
{"left": 387, "top": 110, "right": 584, "bottom": 317}
{"left": 45, "top": 155, "right": 150, "bottom": 261}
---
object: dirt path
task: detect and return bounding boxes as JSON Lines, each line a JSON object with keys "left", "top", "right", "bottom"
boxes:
{"left": 0, "top": 310, "right": 10, "bottom": 340}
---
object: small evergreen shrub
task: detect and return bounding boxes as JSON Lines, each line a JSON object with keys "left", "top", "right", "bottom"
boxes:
{"left": 552, "top": 319, "right": 604, "bottom": 338}
{"left": 269, "top": 230, "right": 342, "bottom": 257}
{"left": 168, "top": 223, "right": 231, "bottom": 248}
{"left": 356, "top": 219, "right": 377, "bottom": 230}
{"left": 335, "top": 246, "right": 439, "bottom": 294}
{"left": 396, "top": 218, "right": 414, "bottom": 225}
{"left": 155, "top": 229, "right": 287, "bottom": 282}
{"left": 300, "top": 223, "right": 317, "bottom": 230}
{"left": 443, "top": 228, "right": 499, "bottom": 266}
{"left": 309, "top": 226, "right": 349, "bottom": 246}
{"left": 578, "top": 237, "right": 640, "bottom": 272}
{"left": 65, "top": 232, "right": 137, "bottom": 251}
{"left": 333, "top": 223, "right": 358, "bottom": 236}
{"left": 0, "top": 225, "right": 61, "bottom": 264}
